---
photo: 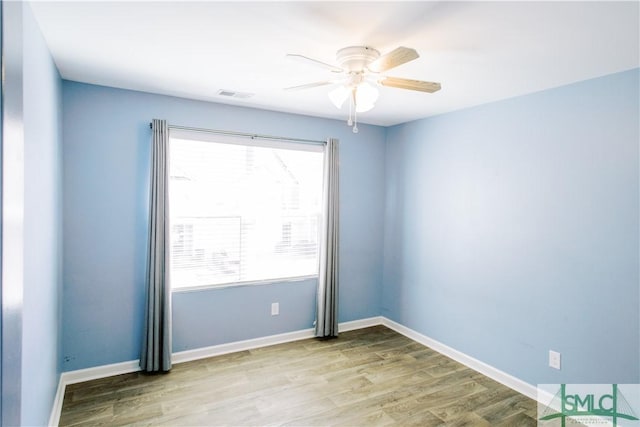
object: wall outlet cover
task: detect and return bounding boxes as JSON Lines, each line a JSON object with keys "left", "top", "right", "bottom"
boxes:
{"left": 549, "top": 350, "right": 561, "bottom": 370}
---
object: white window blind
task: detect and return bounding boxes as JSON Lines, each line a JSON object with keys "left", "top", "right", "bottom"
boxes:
{"left": 168, "top": 131, "right": 325, "bottom": 290}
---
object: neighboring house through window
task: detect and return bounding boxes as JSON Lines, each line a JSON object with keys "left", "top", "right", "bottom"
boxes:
{"left": 169, "top": 131, "right": 324, "bottom": 290}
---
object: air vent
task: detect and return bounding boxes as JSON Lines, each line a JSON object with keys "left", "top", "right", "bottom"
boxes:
{"left": 217, "top": 89, "right": 254, "bottom": 99}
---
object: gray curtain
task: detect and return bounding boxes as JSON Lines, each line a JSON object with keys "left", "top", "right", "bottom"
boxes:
{"left": 141, "top": 119, "right": 172, "bottom": 372}
{"left": 316, "top": 138, "right": 340, "bottom": 338}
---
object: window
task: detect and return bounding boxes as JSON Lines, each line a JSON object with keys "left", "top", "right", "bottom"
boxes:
{"left": 169, "top": 131, "right": 324, "bottom": 290}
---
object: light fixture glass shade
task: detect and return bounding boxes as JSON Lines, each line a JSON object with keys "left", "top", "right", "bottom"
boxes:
{"left": 356, "top": 82, "right": 379, "bottom": 106}
{"left": 328, "top": 85, "right": 349, "bottom": 109}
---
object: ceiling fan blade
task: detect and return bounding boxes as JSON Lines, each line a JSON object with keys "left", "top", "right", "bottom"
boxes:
{"left": 286, "top": 54, "right": 344, "bottom": 73}
{"left": 368, "top": 47, "right": 419, "bottom": 73}
{"left": 284, "top": 81, "right": 335, "bottom": 91}
{"left": 379, "top": 77, "right": 441, "bottom": 93}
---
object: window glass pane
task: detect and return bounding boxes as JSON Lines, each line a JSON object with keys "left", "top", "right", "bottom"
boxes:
{"left": 169, "top": 136, "right": 324, "bottom": 289}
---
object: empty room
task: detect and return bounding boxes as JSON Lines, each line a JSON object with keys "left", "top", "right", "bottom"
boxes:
{"left": 1, "top": 1, "right": 638, "bottom": 426}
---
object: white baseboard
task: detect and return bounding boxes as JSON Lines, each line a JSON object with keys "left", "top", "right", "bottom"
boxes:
{"left": 62, "top": 359, "right": 141, "bottom": 385}
{"left": 380, "top": 317, "right": 539, "bottom": 401}
{"left": 172, "top": 328, "right": 315, "bottom": 364}
{"left": 47, "top": 374, "right": 66, "bottom": 427}
{"left": 338, "top": 316, "right": 383, "bottom": 332}
{"left": 49, "top": 316, "right": 540, "bottom": 426}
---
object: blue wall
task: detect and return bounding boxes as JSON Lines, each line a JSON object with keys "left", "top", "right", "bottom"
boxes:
{"left": 173, "top": 279, "right": 317, "bottom": 351}
{"left": 21, "top": 3, "right": 63, "bottom": 425}
{"left": 62, "top": 82, "right": 387, "bottom": 370}
{"left": 383, "top": 69, "right": 640, "bottom": 385}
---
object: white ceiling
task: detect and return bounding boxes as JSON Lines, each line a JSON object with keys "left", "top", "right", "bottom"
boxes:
{"left": 30, "top": 1, "right": 639, "bottom": 127}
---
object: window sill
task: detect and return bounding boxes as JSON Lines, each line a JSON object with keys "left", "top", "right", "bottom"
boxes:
{"left": 171, "top": 275, "right": 318, "bottom": 293}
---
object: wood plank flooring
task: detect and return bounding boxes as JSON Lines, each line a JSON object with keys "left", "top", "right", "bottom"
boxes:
{"left": 59, "top": 326, "right": 537, "bottom": 426}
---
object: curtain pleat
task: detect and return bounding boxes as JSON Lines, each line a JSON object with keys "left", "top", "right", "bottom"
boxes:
{"left": 315, "top": 138, "right": 340, "bottom": 338}
{"left": 140, "top": 119, "right": 172, "bottom": 372}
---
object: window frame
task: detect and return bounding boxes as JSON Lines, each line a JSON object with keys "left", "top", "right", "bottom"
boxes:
{"left": 167, "top": 129, "right": 326, "bottom": 293}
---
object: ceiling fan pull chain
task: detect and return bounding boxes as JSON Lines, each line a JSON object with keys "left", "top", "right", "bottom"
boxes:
{"left": 352, "top": 87, "right": 359, "bottom": 133}
{"left": 347, "top": 88, "right": 354, "bottom": 126}
{"left": 353, "top": 97, "right": 358, "bottom": 133}
{"left": 353, "top": 109, "right": 359, "bottom": 133}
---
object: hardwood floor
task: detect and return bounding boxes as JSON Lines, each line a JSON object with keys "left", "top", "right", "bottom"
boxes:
{"left": 59, "top": 326, "right": 537, "bottom": 426}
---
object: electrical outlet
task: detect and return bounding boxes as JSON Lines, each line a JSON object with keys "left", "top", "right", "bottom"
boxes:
{"left": 271, "top": 302, "right": 279, "bottom": 316}
{"left": 549, "top": 350, "right": 561, "bottom": 370}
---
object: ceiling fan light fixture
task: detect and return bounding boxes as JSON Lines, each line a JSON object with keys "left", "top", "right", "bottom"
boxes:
{"left": 328, "top": 85, "right": 349, "bottom": 109}
{"left": 355, "top": 82, "right": 379, "bottom": 107}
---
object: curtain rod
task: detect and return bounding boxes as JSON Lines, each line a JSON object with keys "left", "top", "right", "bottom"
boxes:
{"left": 149, "top": 122, "right": 326, "bottom": 146}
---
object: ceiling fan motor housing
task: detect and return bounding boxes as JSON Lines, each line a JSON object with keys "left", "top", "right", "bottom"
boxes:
{"left": 336, "top": 46, "right": 380, "bottom": 72}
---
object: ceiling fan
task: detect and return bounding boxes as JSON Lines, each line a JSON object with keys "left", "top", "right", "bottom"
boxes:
{"left": 285, "top": 46, "right": 441, "bottom": 132}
